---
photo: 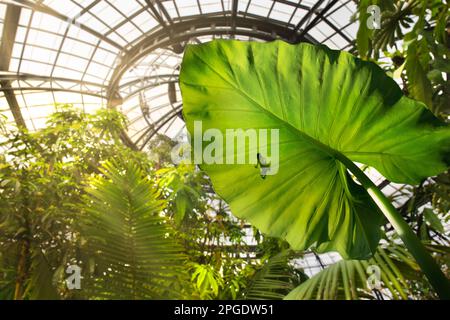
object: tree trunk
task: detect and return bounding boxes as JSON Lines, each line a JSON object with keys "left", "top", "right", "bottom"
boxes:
{"left": 14, "top": 238, "right": 30, "bottom": 300}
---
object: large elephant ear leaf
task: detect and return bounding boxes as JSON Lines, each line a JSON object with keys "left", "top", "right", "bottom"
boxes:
{"left": 180, "top": 40, "right": 450, "bottom": 260}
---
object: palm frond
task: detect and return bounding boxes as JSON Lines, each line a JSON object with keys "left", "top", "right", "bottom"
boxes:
{"left": 25, "top": 250, "right": 60, "bottom": 300}
{"left": 285, "top": 244, "right": 426, "bottom": 300}
{"left": 245, "top": 251, "right": 306, "bottom": 300}
{"left": 81, "top": 160, "right": 190, "bottom": 299}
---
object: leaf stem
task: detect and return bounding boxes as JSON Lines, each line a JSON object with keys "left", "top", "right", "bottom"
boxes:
{"left": 341, "top": 157, "right": 450, "bottom": 299}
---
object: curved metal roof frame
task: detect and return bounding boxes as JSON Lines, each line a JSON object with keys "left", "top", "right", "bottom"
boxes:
{"left": 0, "top": 0, "right": 359, "bottom": 145}
{"left": 107, "top": 13, "right": 319, "bottom": 101}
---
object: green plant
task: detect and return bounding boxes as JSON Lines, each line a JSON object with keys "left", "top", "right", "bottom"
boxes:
{"left": 189, "top": 263, "right": 224, "bottom": 299}
{"left": 180, "top": 40, "right": 450, "bottom": 297}
{"left": 157, "top": 164, "right": 203, "bottom": 226}
{"left": 0, "top": 106, "right": 177, "bottom": 299}
{"left": 356, "top": 0, "right": 450, "bottom": 116}
{"left": 0, "top": 105, "right": 141, "bottom": 299}
{"left": 152, "top": 147, "right": 268, "bottom": 300}
{"left": 244, "top": 250, "right": 306, "bottom": 300}
{"left": 0, "top": 107, "right": 266, "bottom": 300}
{"left": 285, "top": 243, "right": 430, "bottom": 300}
{"left": 80, "top": 160, "right": 189, "bottom": 299}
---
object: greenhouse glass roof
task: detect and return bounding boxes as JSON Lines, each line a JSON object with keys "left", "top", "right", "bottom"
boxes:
{"left": 0, "top": 0, "right": 359, "bottom": 148}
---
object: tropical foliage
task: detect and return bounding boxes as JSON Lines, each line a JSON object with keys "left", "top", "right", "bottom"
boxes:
{"left": 0, "top": 106, "right": 141, "bottom": 299}
{"left": 180, "top": 39, "right": 450, "bottom": 297}
{"left": 356, "top": 0, "right": 449, "bottom": 116}
{"left": 80, "top": 160, "right": 189, "bottom": 299}
{"left": 1, "top": 1, "right": 449, "bottom": 300}
{"left": 286, "top": 243, "right": 424, "bottom": 300}
{"left": 0, "top": 106, "right": 277, "bottom": 300}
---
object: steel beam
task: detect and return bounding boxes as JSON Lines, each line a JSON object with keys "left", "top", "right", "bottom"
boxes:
{"left": 154, "top": 0, "right": 173, "bottom": 25}
{"left": 296, "top": 0, "right": 340, "bottom": 40}
{"left": 0, "top": 73, "right": 108, "bottom": 89}
{"left": 0, "top": 4, "right": 26, "bottom": 128}
{"left": 144, "top": 0, "right": 168, "bottom": 27}
{"left": 293, "top": 0, "right": 325, "bottom": 32}
{"left": 274, "top": 0, "right": 310, "bottom": 11}
{"left": 231, "top": 0, "right": 238, "bottom": 33}
{"left": 9, "top": 0, "right": 124, "bottom": 51}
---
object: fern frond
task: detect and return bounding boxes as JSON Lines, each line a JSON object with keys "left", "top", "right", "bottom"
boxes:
{"left": 245, "top": 251, "right": 305, "bottom": 300}
{"left": 285, "top": 244, "right": 424, "bottom": 300}
{"left": 81, "top": 160, "right": 190, "bottom": 299}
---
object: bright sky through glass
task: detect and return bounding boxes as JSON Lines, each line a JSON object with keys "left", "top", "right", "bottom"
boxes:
{"left": 0, "top": 0, "right": 358, "bottom": 138}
